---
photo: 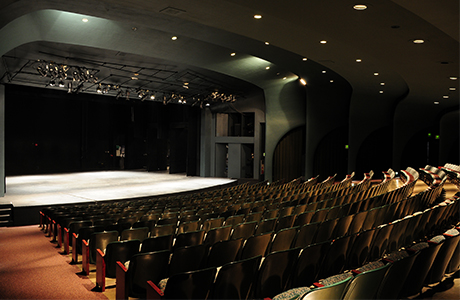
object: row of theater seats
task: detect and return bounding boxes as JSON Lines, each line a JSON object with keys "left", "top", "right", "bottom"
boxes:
{"left": 39, "top": 165, "right": 459, "bottom": 299}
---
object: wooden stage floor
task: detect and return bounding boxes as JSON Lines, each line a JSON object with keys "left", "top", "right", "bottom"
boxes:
{"left": 0, "top": 170, "right": 236, "bottom": 208}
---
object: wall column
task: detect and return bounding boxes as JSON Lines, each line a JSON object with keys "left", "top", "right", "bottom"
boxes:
{"left": 0, "top": 84, "right": 5, "bottom": 196}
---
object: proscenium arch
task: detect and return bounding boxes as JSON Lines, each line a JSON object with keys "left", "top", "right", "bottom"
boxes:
{"left": 0, "top": 9, "right": 317, "bottom": 186}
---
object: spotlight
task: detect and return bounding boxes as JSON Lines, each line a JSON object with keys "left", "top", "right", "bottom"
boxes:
{"left": 96, "top": 85, "right": 102, "bottom": 94}
{"left": 49, "top": 80, "right": 56, "bottom": 86}
{"left": 58, "top": 80, "right": 65, "bottom": 87}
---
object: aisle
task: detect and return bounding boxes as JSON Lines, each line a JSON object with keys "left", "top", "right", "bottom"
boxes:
{"left": 0, "top": 225, "right": 107, "bottom": 300}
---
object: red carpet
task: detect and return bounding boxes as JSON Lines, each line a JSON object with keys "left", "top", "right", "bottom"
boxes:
{"left": 0, "top": 225, "right": 107, "bottom": 300}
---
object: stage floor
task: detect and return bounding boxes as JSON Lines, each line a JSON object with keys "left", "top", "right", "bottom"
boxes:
{"left": 1, "top": 170, "right": 236, "bottom": 207}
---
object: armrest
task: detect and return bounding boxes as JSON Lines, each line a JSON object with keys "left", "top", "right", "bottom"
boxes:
{"left": 57, "top": 223, "right": 62, "bottom": 248}
{"left": 146, "top": 280, "right": 164, "bottom": 300}
{"left": 71, "top": 233, "right": 78, "bottom": 264}
{"left": 116, "top": 261, "right": 128, "bottom": 300}
{"left": 64, "top": 228, "right": 70, "bottom": 254}
{"left": 82, "top": 239, "right": 90, "bottom": 276}
{"left": 96, "top": 249, "right": 106, "bottom": 292}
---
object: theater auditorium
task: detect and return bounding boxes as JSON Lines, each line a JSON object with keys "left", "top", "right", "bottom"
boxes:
{"left": 0, "top": 1, "right": 459, "bottom": 299}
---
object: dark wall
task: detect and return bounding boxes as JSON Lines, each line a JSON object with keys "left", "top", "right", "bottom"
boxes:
{"left": 5, "top": 84, "right": 200, "bottom": 176}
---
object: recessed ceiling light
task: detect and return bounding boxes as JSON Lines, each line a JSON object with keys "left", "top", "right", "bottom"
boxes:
{"left": 443, "top": 95, "right": 449, "bottom": 99}
{"left": 450, "top": 76, "right": 458, "bottom": 80}
{"left": 374, "top": 72, "right": 379, "bottom": 76}
{"left": 356, "top": 59, "right": 362, "bottom": 62}
{"left": 283, "top": 77, "right": 287, "bottom": 80}
{"left": 302, "top": 57, "right": 308, "bottom": 61}
{"left": 171, "top": 36, "right": 178, "bottom": 40}
{"left": 379, "top": 90, "right": 384, "bottom": 94}
{"left": 353, "top": 4, "right": 368, "bottom": 10}
{"left": 322, "top": 70, "right": 327, "bottom": 74}
{"left": 230, "top": 52, "right": 236, "bottom": 56}
{"left": 320, "top": 40, "right": 327, "bottom": 44}
{"left": 265, "top": 41, "right": 270, "bottom": 45}
{"left": 299, "top": 78, "right": 307, "bottom": 86}
{"left": 265, "top": 66, "right": 270, "bottom": 70}
{"left": 434, "top": 102, "right": 439, "bottom": 105}
{"left": 413, "top": 39, "right": 425, "bottom": 44}
{"left": 330, "top": 80, "right": 334, "bottom": 83}
{"left": 449, "top": 87, "right": 456, "bottom": 91}
{"left": 254, "top": 14, "right": 262, "bottom": 19}
{"left": 380, "top": 82, "right": 385, "bottom": 86}
{"left": 82, "top": 18, "right": 89, "bottom": 23}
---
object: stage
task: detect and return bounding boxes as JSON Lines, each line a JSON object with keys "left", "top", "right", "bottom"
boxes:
{"left": 0, "top": 170, "right": 237, "bottom": 226}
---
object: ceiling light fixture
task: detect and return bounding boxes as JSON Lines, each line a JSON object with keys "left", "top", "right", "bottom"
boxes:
{"left": 265, "top": 41, "right": 270, "bottom": 45}
{"left": 299, "top": 78, "right": 307, "bottom": 86}
{"left": 450, "top": 76, "right": 458, "bottom": 80}
{"left": 82, "top": 18, "right": 89, "bottom": 23}
{"left": 434, "top": 102, "right": 439, "bottom": 105}
{"left": 449, "top": 87, "right": 456, "bottom": 91}
{"left": 380, "top": 82, "right": 385, "bottom": 85}
{"left": 374, "top": 72, "right": 379, "bottom": 76}
{"left": 254, "top": 14, "right": 262, "bottom": 19}
{"left": 353, "top": 5, "right": 368, "bottom": 10}
{"left": 356, "top": 59, "right": 362, "bottom": 62}
{"left": 231, "top": 52, "right": 236, "bottom": 56}
{"left": 330, "top": 80, "right": 334, "bottom": 83}
{"left": 322, "top": 70, "right": 327, "bottom": 74}
{"left": 443, "top": 95, "right": 449, "bottom": 99}
{"left": 171, "top": 36, "right": 178, "bottom": 40}
{"left": 379, "top": 90, "right": 384, "bottom": 93}
{"left": 320, "top": 40, "right": 327, "bottom": 44}
{"left": 302, "top": 58, "right": 308, "bottom": 61}
{"left": 265, "top": 66, "right": 270, "bottom": 70}
{"left": 413, "top": 39, "right": 425, "bottom": 44}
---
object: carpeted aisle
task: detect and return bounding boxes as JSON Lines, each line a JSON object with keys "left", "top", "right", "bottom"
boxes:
{"left": 0, "top": 225, "right": 108, "bottom": 300}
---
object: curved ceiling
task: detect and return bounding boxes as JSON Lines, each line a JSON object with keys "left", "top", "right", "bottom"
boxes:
{"left": 0, "top": 0, "right": 458, "bottom": 130}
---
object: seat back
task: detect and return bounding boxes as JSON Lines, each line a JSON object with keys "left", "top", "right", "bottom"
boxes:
{"left": 150, "top": 223, "right": 176, "bottom": 237}
{"left": 342, "top": 261, "right": 391, "bottom": 300}
{"left": 169, "top": 244, "right": 208, "bottom": 277}
{"left": 240, "top": 232, "right": 273, "bottom": 259}
{"left": 164, "top": 267, "right": 217, "bottom": 299}
{"left": 253, "top": 247, "right": 302, "bottom": 299}
{"left": 89, "top": 230, "right": 119, "bottom": 264}
{"left": 231, "top": 221, "right": 257, "bottom": 240}
{"left": 140, "top": 234, "right": 173, "bottom": 253}
{"left": 289, "top": 240, "right": 331, "bottom": 289}
{"left": 105, "top": 239, "right": 141, "bottom": 278}
{"left": 211, "top": 255, "right": 262, "bottom": 300}
{"left": 206, "top": 238, "right": 244, "bottom": 268}
{"left": 294, "top": 222, "right": 320, "bottom": 249}
{"left": 120, "top": 227, "right": 149, "bottom": 242}
{"left": 173, "top": 229, "right": 205, "bottom": 249}
{"left": 126, "top": 250, "right": 170, "bottom": 298}
{"left": 269, "top": 226, "right": 298, "bottom": 254}
{"left": 255, "top": 218, "right": 277, "bottom": 235}
{"left": 204, "top": 225, "right": 232, "bottom": 246}
{"left": 301, "top": 273, "right": 353, "bottom": 300}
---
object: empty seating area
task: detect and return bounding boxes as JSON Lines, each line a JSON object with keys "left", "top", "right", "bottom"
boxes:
{"left": 38, "top": 165, "right": 460, "bottom": 300}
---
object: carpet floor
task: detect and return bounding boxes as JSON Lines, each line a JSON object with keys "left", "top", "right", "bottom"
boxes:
{"left": 0, "top": 225, "right": 107, "bottom": 300}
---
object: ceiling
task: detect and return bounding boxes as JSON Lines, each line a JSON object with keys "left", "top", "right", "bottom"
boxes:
{"left": 0, "top": 0, "right": 458, "bottom": 120}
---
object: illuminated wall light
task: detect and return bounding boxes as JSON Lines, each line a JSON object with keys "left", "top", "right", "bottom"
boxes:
{"left": 380, "top": 82, "right": 385, "bottom": 86}
{"left": 450, "top": 76, "right": 458, "bottom": 80}
{"left": 171, "top": 36, "right": 178, "bottom": 40}
{"left": 413, "top": 39, "right": 425, "bottom": 44}
{"left": 254, "top": 14, "right": 262, "bottom": 19}
{"left": 322, "top": 70, "right": 327, "bottom": 74}
{"left": 330, "top": 80, "right": 334, "bottom": 83}
{"left": 379, "top": 90, "right": 384, "bottom": 94}
{"left": 265, "top": 41, "right": 270, "bottom": 45}
{"left": 230, "top": 52, "right": 236, "bottom": 56}
{"left": 283, "top": 77, "right": 287, "bottom": 80}
{"left": 299, "top": 78, "right": 307, "bottom": 86}
{"left": 82, "top": 18, "right": 89, "bottom": 22}
{"left": 434, "top": 102, "right": 439, "bottom": 105}
{"left": 265, "top": 66, "right": 270, "bottom": 70}
{"left": 374, "top": 72, "right": 379, "bottom": 76}
{"left": 443, "top": 95, "right": 449, "bottom": 98}
{"left": 302, "top": 57, "right": 308, "bottom": 61}
{"left": 353, "top": 5, "right": 367, "bottom": 10}
{"left": 320, "top": 40, "right": 327, "bottom": 44}
{"left": 356, "top": 59, "right": 362, "bottom": 62}
{"left": 449, "top": 87, "right": 456, "bottom": 91}
{"left": 150, "top": 95, "right": 155, "bottom": 100}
